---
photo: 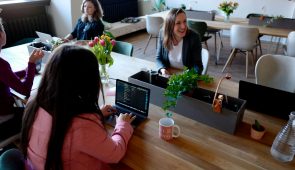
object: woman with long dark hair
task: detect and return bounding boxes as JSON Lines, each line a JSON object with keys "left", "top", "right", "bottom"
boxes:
{"left": 21, "top": 45, "right": 135, "bottom": 170}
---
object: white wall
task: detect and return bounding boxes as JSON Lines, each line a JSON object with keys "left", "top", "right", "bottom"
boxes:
{"left": 47, "top": 0, "right": 73, "bottom": 37}
{"left": 166, "top": 0, "right": 295, "bottom": 18}
{"left": 71, "top": 0, "right": 82, "bottom": 27}
{"left": 47, "top": 0, "right": 82, "bottom": 38}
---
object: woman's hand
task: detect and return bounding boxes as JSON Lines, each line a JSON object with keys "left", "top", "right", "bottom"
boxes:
{"left": 100, "top": 105, "right": 116, "bottom": 117}
{"left": 29, "top": 48, "right": 44, "bottom": 64}
{"left": 160, "top": 68, "right": 171, "bottom": 78}
{"left": 116, "top": 113, "right": 136, "bottom": 124}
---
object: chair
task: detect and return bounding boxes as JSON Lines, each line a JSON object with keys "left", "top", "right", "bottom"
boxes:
{"left": 286, "top": 31, "right": 295, "bottom": 57}
{"left": 206, "top": 10, "right": 224, "bottom": 49}
{"left": 0, "top": 148, "right": 26, "bottom": 170}
{"left": 247, "top": 13, "right": 263, "bottom": 56}
{"left": 112, "top": 41, "right": 134, "bottom": 56}
{"left": 144, "top": 15, "right": 164, "bottom": 54}
{"left": 255, "top": 54, "right": 295, "bottom": 93}
{"left": 187, "top": 20, "right": 212, "bottom": 49}
{"left": 222, "top": 25, "right": 259, "bottom": 78}
{"left": 201, "top": 48, "right": 210, "bottom": 75}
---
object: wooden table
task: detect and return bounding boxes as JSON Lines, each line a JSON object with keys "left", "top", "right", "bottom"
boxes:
{"left": 2, "top": 44, "right": 294, "bottom": 169}
{"left": 106, "top": 59, "right": 295, "bottom": 169}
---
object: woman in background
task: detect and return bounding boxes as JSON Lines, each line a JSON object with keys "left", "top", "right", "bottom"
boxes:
{"left": 0, "top": 18, "right": 43, "bottom": 137}
{"left": 21, "top": 45, "right": 135, "bottom": 170}
{"left": 64, "top": 0, "right": 104, "bottom": 41}
{"left": 156, "top": 8, "right": 203, "bottom": 76}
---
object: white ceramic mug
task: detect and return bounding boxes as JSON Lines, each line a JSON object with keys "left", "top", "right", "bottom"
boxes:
{"left": 159, "top": 117, "right": 180, "bottom": 140}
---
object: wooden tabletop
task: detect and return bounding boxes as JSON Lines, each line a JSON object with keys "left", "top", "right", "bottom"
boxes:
{"left": 150, "top": 11, "right": 293, "bottom": 38}
{"left": 2, "top": 44, "right": 294, "bottom": 169}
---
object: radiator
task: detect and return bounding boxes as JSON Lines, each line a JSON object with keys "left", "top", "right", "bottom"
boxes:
{"left": 99, "top": 0, "right": 138, "bottom": 22}
{"left": 3, "top": 15, "right": 50, "bottom": 47}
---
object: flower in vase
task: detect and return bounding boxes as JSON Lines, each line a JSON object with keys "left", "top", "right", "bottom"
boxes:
{"left": 88, "top": 34, "right": 116, "bottom": 67}
{"left": 218, "top": 1, "right": 239, "bottom": 16}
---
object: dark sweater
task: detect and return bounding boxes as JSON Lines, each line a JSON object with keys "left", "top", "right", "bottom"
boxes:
{"left": 0, "top": 57, "right": 35, "bottom": 115}
{"left": 155, "top": 29, "right": 203, "bottom": 74}
{"left": 71, "top": 18, "right": 104, "bottom": 40}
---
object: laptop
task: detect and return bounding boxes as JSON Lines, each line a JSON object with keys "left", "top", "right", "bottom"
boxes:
{"left": 106, "top": 79, "right": 150, "bottom": 127}
{"left": 238, "top": 80, "right": 295, "bottom": 120}
{"left": 36, "top": 31, "right": 53, "bottom": 42}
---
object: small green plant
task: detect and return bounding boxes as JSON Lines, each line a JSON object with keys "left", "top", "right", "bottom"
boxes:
{"left": 253, "top": 120, "right": 265, "bottom": 131}
{"left": 162, "top": 67, "right": 213, "bottom": 112}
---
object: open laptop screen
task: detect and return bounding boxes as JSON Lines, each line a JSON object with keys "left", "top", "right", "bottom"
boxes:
{"left": 115, "top": 79, "right": 150, "bottom": 116}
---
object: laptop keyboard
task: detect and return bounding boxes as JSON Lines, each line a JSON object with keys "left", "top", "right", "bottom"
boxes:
{"left": 105, "top": 106, "right": 144, "bottom": 127}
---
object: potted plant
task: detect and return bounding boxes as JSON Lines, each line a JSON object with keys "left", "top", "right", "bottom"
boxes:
{"left": 251, "top": 119, "right": 266, "bottom": 140}
{"left": 163, "top": 68, "right": 213, "bottom": 112}
{"left": 218, "top": 1, "right": 239, "bottom": 22}
{"left": 128, "top": 69, "right": 247, "bottom": 134}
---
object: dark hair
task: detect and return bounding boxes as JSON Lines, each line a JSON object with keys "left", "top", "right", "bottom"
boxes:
{"left": 21, "top": 45, "right": 104, "bottom": 170}
{"left": 0, "top": 18, "right": 4, "bottom": 32}
{"left": 163, "top": 8, "right": 188, "bottom": 50}
{"left": 81, "top": 0, "right": 104, "bottom": 22}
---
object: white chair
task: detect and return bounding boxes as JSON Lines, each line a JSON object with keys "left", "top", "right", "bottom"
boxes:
{"left": 144, "top": 15, "right": 164, "bottom": 54}
{"left": 222, "top": 25, "right": 259, "bottom": 78}
{"left": 201, "top": 48, "right": 210, "bottom": 75}
{"left": 286, "top": 31, "right": 295, "bottom": 57}
{"left": 255, "top": 54, "right": 295, "bottom": 93}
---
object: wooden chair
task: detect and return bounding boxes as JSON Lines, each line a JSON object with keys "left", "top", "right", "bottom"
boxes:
{"left": 247, "top": 13, "right": 263, "bottom": 56}
{"left": 222, "top": 25, "right": 259, "bottom": 78}
{"left": 112, "top": 41, "right": 134, "bottom": 56}
{"left": 144, "top": 15, "right": 164, "bottom": 54}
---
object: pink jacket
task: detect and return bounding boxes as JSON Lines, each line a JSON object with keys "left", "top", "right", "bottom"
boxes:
{"left": 27, "top": 107, "right": 133, "bottom": 170}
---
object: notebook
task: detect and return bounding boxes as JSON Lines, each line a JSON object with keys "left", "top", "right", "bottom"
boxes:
{"left": 106, "top": 79, "right": 150, "bottom": 127}
{"left": 238, "top": 80, "right": 295, "bottom": 120}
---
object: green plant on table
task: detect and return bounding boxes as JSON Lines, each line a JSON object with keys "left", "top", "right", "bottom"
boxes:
{"left": 253, "top": 119, "right": 265, "bottom": 131}
{"left": 162, "top": 67, "right": 214, "bottom": 116}
{"left": 218, "top": 1, "right": 239, "bottom": 16}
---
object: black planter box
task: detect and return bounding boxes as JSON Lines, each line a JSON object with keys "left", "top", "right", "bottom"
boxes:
{"left": 128, "top": 71, "right": 246, "bottom": 134}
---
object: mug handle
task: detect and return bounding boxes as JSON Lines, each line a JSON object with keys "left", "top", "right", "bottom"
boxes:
{"left": 172, "top": 125, "right": 181, "bottom": 138}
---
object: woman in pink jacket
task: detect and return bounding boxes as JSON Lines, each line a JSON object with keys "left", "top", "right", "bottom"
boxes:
{"left": 20, "top": 45, "right": 135, "bottom": 170}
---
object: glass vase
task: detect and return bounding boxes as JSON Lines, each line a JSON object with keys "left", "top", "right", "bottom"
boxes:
{"left": 99, "top": 64, "right": 109, "bottom": 84}
{"left": 270, "top": 111, "right": 295, "bottom": 162}
{"left": 224, "top": 14, "right": 230, "bottom": 23}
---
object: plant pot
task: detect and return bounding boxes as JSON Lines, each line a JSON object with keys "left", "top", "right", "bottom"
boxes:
{"left": 251, "top": 125, "right": 266, "bottom": 140}
{"left": 128, "top": 71, "right": 246, "bottom": 134}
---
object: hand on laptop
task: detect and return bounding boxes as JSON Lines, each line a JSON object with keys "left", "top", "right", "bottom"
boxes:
{"left": 116, "top": 113, "right": 136, "bottom": 124}
{"left": 101, "top": 105, "right": 117, "bottom": 117}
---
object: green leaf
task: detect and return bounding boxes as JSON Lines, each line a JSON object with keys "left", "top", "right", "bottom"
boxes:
{"left": 162, "top": 67, "right": 214, "bottom": 113}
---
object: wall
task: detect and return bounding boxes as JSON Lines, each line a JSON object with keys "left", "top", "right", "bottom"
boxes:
{"left": 165, "top": 0, "right": 295, "bottom": 18}
{"left": 46, "top": 0, "right": 73, "bottom": 37}
{"left": 71, "top": 0, "right": 81, "bottom": 28}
